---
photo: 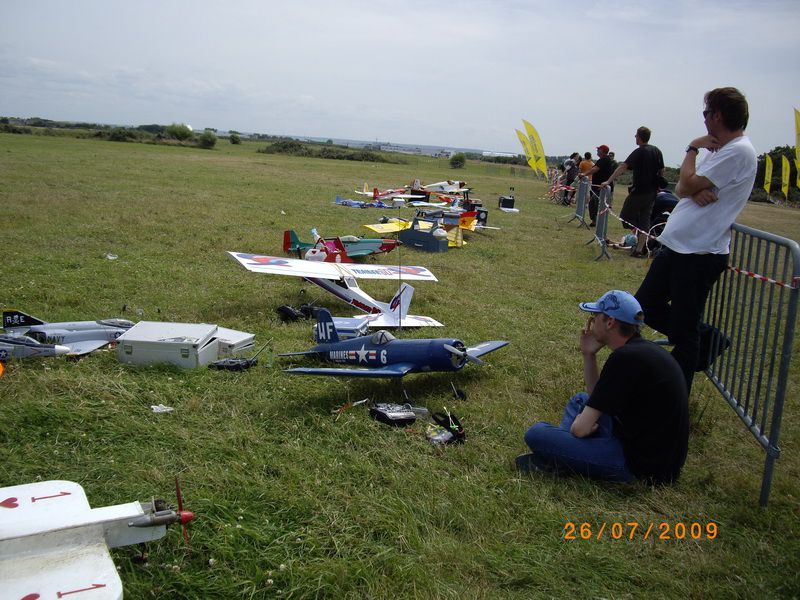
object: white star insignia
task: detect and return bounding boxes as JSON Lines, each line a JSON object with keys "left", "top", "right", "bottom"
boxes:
{"left": 356, "top": 345, "right": 369, "bottom": 363}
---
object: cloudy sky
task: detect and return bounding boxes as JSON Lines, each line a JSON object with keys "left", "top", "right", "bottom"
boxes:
{"left": 2, "top": 0, "right": 798, "bottom": 165}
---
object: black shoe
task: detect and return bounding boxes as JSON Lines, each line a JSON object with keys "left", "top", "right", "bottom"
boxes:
{"left": 516, "top": 453, "right": 547, "bottom": 474}
{"left": 589, "top": 221, "right": 596, "bottom": 227}
{"left": 696, "top": 324, "right": 731, "bottom": 371}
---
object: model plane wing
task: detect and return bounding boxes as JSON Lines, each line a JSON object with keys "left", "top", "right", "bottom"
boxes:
{"left": 466, "top": 340, "right": 509, "bottom": 358}
{"left": 362, "top": 221, "right": 409, "bottom": 234}
{"left": 0, "top": 480, "right": 121, "bottom": 599}
{"left": 228, "top": 252, "right": 348, "bottom": 279}
{"left": 284, "top": 362, "right": 417, "bottom": 378}
{"left": 66, "top": 339, "right": 112, "bottom": 356}
{"left": 3, "top": 542, "right": 123, "bottom": 600}
{"left": 342, "top": 264, "right": 437, "bottom": 281}
{"left": 227, "top": 252, "right": 437, "bottom": 282}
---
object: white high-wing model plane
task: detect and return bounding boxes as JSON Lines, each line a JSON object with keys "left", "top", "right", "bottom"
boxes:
{"left": 0, "top": 479, "right": 194, "bottom": 600}
{"left": 354, "top": 183, "right": 426, "bottom": 203}
{"left": 227, "top": 252, "right": 443, "bottom": 327}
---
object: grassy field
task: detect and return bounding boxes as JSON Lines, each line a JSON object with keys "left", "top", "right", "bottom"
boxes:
{"left": 1, "top": 133, "right": 799, "bottom": 599}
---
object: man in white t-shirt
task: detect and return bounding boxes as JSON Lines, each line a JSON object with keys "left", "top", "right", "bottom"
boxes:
{"left": 635, "top": 87, "right": 757, "bottom": 393}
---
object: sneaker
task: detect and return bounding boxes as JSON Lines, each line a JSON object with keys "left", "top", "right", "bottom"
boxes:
{"left": 629, "top": 249, "right": 647, "bottom": 258}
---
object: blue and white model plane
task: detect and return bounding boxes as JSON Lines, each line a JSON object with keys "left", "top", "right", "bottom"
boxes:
{"left": 280, "top": 309, "right": 508, "bottom": 378}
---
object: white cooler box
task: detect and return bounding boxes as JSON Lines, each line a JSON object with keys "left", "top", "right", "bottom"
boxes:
{"left": 116, "top": 321, "right": 255, "bottom": 368}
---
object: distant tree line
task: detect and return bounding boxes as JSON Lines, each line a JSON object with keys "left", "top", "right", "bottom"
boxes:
{"left": 257, "top": 139, "right": 405, "bottom": 163}
{"left": 0, "top": 117, "right": 218, "bottom": 149}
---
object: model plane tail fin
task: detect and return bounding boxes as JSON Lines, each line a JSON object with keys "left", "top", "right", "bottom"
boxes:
{"left": 313, "top": 309, "right": 340, "bottom": 344}
{"left": 373, "top": 187, "right": 380, "bottom": 201}
{"left": 2, "top": 310, "right": 45, "bottom": 331}
{"left": 283, "top": 230, "right": 301, "bottom": 255}
{"left": 388, "top": 283, "right": 414, "bottom": 321}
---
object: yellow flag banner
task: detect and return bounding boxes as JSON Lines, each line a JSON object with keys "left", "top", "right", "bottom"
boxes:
{"left": 764, "top": 155, "right": 773, "bottom": 194}
{"left": 781, "top": 155, "right": 790, "bottom": 199}
{"left": 796, "top": 159, "right": 800, "bottom": 189}
{"left": 515, "top": 129, "right": 536, "bottom": 171}
{"left": 530, "top": 128, "right": 548, "bottom": 178}
{"left": 794, "top": 108, "right": 800, "bottom": 162}
{"left": 522, "top": 119, "right": 548, "bottom": 178}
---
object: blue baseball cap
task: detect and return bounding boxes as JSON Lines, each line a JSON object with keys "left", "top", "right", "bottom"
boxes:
{"left": 579, "top": 290, "right": 644, "bottom": 325}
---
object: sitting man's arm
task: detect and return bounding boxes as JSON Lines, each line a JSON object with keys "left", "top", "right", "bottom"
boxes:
{"left": 571, "top": 405, "right": 602, "bottom": 438}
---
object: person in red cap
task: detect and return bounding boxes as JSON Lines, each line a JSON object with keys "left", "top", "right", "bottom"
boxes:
{"left": 581, "top": 145, "right": 616, "bottom": 226}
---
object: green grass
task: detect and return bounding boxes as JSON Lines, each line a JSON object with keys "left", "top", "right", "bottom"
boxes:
{"left": 1, "top": 133, "right": 799, "bottom": 599}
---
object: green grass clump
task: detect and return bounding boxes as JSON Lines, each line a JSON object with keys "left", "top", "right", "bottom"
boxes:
{"left": 0, "top": 133, "right": 799, "bottom": 599}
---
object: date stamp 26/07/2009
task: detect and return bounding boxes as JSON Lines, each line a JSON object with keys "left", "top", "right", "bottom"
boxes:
{"left": 563, "top": 521, "right": 719, "bottom": 541}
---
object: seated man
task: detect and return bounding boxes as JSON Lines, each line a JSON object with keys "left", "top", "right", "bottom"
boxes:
{"left": 517, "top": 290, "right": 689, "bottom": 484}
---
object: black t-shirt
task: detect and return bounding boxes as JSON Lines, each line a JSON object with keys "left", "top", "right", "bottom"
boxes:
{"left": 591, "top": 155, "right": 615, "bottom": 187}
{"left": 587, "top": 337, "right": 689, "bottom": 484}
{"left": 623, "top": 144, "right": 665, "bottom": 193}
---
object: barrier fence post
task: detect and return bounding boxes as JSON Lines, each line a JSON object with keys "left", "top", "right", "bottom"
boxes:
{"left": 702, "top": 223, "right": 799, "bottom": 506}
{"left": 567, "top": 177, "right": 590, "bottom": 229}
{"left": 590, "top": 187, "right": 611, "bottom": 261}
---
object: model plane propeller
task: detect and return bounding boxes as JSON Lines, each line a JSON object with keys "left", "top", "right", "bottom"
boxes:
{"left": 280, "top": 308, "right": 507, "bottom": 377}
{"left": 2, "top": 310, "right": 135, "bottom": 356}
{"left": 0, "top": 478, "right": 195, "bottom": 599}
{"left": 227, "top": 251, "right": 443, "bottom": 327}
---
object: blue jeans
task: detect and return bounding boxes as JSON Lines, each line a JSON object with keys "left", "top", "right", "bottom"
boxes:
{"left": 635, "top": 246, "right": 728, "bottom": 393}
{"left": 523, "top": 393, "right": 634, "bottom": 482}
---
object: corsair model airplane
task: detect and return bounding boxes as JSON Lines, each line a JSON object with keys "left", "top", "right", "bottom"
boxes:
{"left": 283, "top": 229, "right": 401, "bottom": 262}
{"left": 227, "top": 252, "right": 443, "bottom": 327}
{"left": 280, "top": 309, "right": 507, "bottom": 377}
{"left": 2, "top": 310, "right": 135, "bottom": 356}
{"left": 0, "top": 479, "right": 194, "bottom": 600}
{"left": 0, "top": 334, "right": 71, "bottom": 360}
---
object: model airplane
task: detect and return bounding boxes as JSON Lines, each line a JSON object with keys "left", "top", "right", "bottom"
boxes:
{"left": 2, "top": 310, "right": 135, "bottom": 356}
{"left": 227, "top": 252, "right": 443, "bottom": 327}
{"left": 281, "top": 308, "right": 507, "bottom": 377}
{"left": 283, "top": 229, "right": 401, "bottom": 262}
{"left": 334, "top": 196, "right": 399, "bottom": 209}
{"left": 0, "top": 479, "right": 194, "bottom": 600}
{"left": 363, "top": 210, "right": 481, "bottom": 244}
{"left": 407, "top": 179, "right": 469, "bottom": 197}
{"left": 0, "top": 334, "right": 71, "bottom": 360}
{"left": 355, "top": 183, "right": 426, "bottom": 203}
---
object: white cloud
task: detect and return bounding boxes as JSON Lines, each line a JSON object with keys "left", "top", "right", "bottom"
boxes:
{"left": 1, "top": 0, "right": 798, "bottom": 163}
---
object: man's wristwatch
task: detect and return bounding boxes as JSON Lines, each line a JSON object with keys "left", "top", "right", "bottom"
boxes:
{"left": 686, "top": 145, "right": 699, "bottom": 154}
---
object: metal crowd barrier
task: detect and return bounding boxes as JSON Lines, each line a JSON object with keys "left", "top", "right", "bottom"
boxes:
{"left": 567, "top": 177, "right": 590, "bottom": 229}
{"left": 702, "top": 223, "right": 800, "bottom": 506}
{"left": 585, "top": 186, "right": 611, "bottom": 261}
